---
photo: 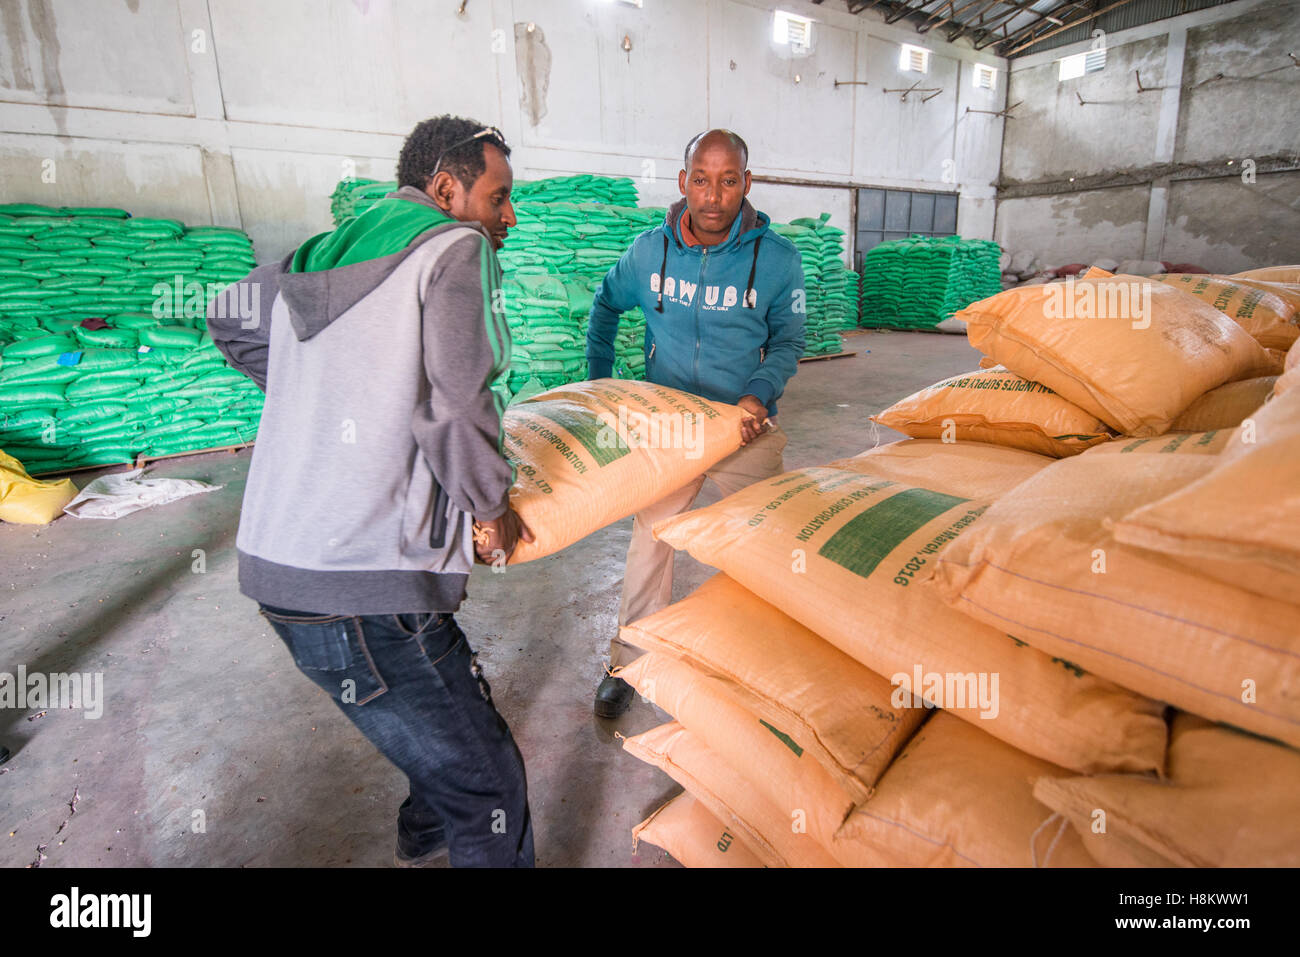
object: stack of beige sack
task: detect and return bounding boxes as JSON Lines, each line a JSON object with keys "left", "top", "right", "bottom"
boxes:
{"left": 924, "top": 336, "right": 1300, "bottom": 867}
{"left": 618, "top": 438, "right": 1170, "bottom": 868}
{"left": 873, "top": 263, "right": 1300, "bottom": 455}
{"left": 620, "top": 271, "right": 1300, "bottom": 868}
{"left": 872, "top": 263, "right": 1295, "bottom": 453}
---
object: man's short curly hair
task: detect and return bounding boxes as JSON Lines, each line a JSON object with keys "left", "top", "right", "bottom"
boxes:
{"left": 396, "top": 114, "right": 511, "bottom": 190}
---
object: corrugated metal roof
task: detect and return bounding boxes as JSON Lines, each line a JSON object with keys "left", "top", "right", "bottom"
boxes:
{"left": 827, "top": 0, "right": 1243, "bottom": 58}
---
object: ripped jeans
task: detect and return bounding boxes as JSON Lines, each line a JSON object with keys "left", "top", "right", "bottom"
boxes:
{"left": 258, "top": 605, "right": 534, "bottom": 868}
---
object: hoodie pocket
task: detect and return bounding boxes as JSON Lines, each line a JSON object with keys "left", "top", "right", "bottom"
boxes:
{"left": 429, "top": 481, "right": 450, "bottom": 550}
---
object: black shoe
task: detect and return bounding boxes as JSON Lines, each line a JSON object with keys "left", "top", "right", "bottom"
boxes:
{"left": 0, "top": 745, "right": 9, "bottom": 765}
{"left": 594, "top": 675, "right": 635, "bottom": 719}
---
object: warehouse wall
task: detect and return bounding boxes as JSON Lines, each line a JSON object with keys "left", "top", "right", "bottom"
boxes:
{"left": 996, "top": 0, "right": 1300, "bottom": 273}
{"left": 0, "top": 0, "right": 1007, "bottom": 266}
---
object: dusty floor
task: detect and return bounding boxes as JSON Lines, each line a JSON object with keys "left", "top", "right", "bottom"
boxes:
{"left": 0, "top": 329, "right": 982, "bottom": 868}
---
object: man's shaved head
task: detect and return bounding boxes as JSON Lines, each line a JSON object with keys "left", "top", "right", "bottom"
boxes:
{"left": 684, "top": 129, "right": 749, "bottom": 173}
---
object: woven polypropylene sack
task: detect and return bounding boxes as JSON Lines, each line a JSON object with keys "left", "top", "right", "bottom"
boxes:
{"left": 619, "top": 573, "right": 924, "bottom": 803}
{"left": 871, "top": 367, "right": 1113, "bottom": 457}
{"left": 829, "top": 438, "right": 1053, "bottom": 500}
{"left": 503, "top": 379, "right": 746, "bottom": 562}
{"left": 618, "top": 652, "right": 855, "bottom": 857}
{"left": 621, "top": 722, "right": 844, "bottom": 868}
{"left": 652, "top": 467, "right": 1169, "bottom": 774}
{"left": 833, "top": 711, "right": 1094, "bottom": 868}
{"left": 632, "top": 792, "right": 765, "bottom": 868}
{"left": 1112, "top": 384, "right": 1300, "bottom": 607}
{"left": 1032, "top": 712, "right": 1300, "bottom": 867}
{"left": 958, "top": 269, "right": 1275, "bottom": 435}
{"left": 928, "top": 442, "right": 1300, "bottom": 748}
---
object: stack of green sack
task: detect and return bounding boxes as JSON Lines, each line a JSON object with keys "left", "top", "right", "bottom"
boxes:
{"left": 859, "top": 234, "right": 1002, "bottom": 330}
{"left": 329, "top": 178, "right": 395, "bottom": 224}
{"left": 497, "top": 197, "right": 661, "bottom": 400}
{"left": 0, "top": 204, "right": 262, "bottom": 475}
{"left": 772, "top": 213, "right": 858, "bottom": 357}
{"left": 511, "top": 174, "right": 640, "bottom": 207}
{"left": 327, "top": 175, "right": 642, "bottom": 228}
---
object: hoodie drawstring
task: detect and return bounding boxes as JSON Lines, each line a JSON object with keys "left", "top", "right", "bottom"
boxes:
{"left": 744, "top": 235, "right": 762, "bottom": 309}
{"left": 655, "top": 233, "right": 669, "bottom": 314}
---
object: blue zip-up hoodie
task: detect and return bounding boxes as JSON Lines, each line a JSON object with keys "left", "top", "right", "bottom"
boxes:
{"left": 586, "top": 197, "right": 806, "bottom": 417}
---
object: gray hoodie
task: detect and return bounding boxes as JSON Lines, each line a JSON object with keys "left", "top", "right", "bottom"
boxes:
{"left": 207, "top": 187, "right": 513, "bottom": 614}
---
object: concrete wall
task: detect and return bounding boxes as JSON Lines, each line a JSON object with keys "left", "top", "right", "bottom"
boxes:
{"left": 0, "top": 0, "right": 1007, "bottom": 266}
{"left": 996, "top": 0, "right": 1300, "bottom": 273}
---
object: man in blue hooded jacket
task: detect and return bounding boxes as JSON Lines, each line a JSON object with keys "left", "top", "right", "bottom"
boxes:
{"left": 585, "top": 129, "right": 807, "bottom": 717}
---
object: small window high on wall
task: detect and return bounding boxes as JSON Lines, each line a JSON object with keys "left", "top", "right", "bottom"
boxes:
{"left": 899, "top": 43, "right": 929, "bottom": 74}
{"left": 773, "top": 10, "right": 813, "bottom": 53}
{"left": 1058, "top": 47, "right": 1106, "bottom": 81}
{"left": 973, "top": 63, "right": 997, "bottom": 90}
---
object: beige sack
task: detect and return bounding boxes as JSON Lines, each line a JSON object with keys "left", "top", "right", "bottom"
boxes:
{"left": 1276, "top": 339, "right": 1300, "bottom": 397}
{"left": 633, "top": 792, "right": 766, "bottom": 868}
{"left": 1222, "top": 276, "right": 1300, "bottom": 312}
{"left": 1167, "top": 377, "right": 1277, "bottom": 431}
{"left": 1148, "top": 273, "right": 1299, "bottom": 350}
{"left": 871, "top": 367, "right": 1112, "bottom": 457}
{"left": 619, "top": 573, "right": 924, "bottom": 803}
{"left": 503, "top": 379, "right": 746, "bottom": 561}
{"left": 830, "top": 438, "right": 1053, "bottom": 500}
{"left": 653, "top": 467, "right": 1169, "bottom": 775}
{"left": 834, "top": 711, "right": 1095, "bottom": 867}
{"left": 958, "top": 270, "right": 1274, "bottom": 435}
{"left": 927, "top": 450, "right": 1300, "bottom": 748}
{"left": 1083, "top": 429, "right": 1233, "bottom": 455}
{"left": 1033, "top": 712, "right": 1300, "bottom": 867}
{"left": 1232, "top": 265, "right": 1300, "bottom": 283}
{"left": 1113, "top": 384, "right": 1300, "bottom": 606}
{"left": 622, "top": 722, "right": 844, "bottom": 867}
{"left": 617, "top": 652, "right": 854, "bottom": 855}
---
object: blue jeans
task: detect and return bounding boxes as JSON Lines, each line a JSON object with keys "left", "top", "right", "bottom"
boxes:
{"left": 259, "top": 604, "right": 534, "bottom": 868}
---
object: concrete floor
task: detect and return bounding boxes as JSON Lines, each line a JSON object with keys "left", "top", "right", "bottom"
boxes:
{"left": 0, "top": 329, "right": 983, "bottom": 868}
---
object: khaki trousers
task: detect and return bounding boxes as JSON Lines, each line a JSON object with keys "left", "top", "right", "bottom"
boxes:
{"left": 608, "top": 424, "right": 788, "bottom": 669}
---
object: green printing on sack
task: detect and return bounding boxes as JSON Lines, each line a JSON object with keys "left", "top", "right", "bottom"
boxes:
{"left": 527, "top": 405, "right": 630, "bottom": 468}
{"left": 817, "top": 487, "right": 972, "bottom": 580}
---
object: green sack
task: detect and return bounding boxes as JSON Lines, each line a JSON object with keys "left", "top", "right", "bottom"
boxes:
{"left": 0, "top": 355, "right": 84, "bottom": 385}
{"left": 108, "top": 312, "right": 161, "bottom": 330}
{"left": 68, "top": 442, "right": 136, "bottom": 466}
{"left": 64, "top": 374, "right": 143, "bottom": 401}
{"left": 0, "top": 203, "right": 61, "bottom": 217}
{"left": 66, "top": 415, "right": 134, "bottom": 440}
{"left": 56, "top": 401, "right": 130, "bottom": 425}
{"left": 73, "top": 326, "right": 138, "bottom": 349}
{"left": 138, "top": 325, "right": 202, "bottom": 349}
{"left": 2, "top": 334, "right": 76, "bottom": 359}
{"left": 0, "top": 381, "right": 67, "bottom": 407}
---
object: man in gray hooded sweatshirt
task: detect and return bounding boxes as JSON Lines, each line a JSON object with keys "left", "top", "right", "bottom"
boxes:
{"left": 208, "top": 115, "right": 534, "bottom": 868}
